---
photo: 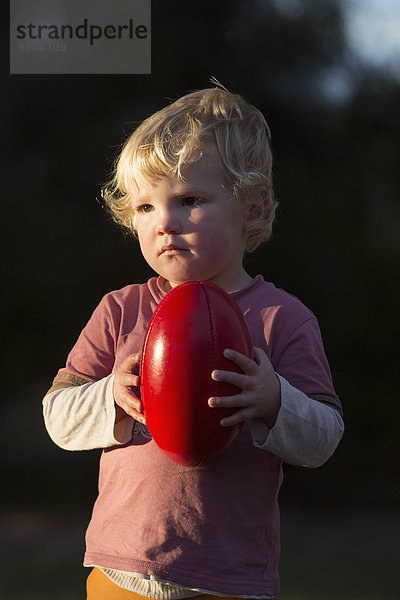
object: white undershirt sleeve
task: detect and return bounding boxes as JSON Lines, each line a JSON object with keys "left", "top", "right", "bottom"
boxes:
{"left": 42, "top": 375, "right": 134, "bottom": 451}
{"left": 44, "top": 371, "right": 343, "bottom": 465}
{"left": 251, "top": 374, "right": 344, "bottom": 468}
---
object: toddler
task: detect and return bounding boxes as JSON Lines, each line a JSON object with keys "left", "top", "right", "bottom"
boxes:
{"left": 43, "top": 83, "right": 344, "bottom": 600}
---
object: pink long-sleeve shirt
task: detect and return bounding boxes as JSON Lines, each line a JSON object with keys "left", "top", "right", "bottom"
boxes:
{"left": 43, "top": 275, "right": 343, "bottom": 598}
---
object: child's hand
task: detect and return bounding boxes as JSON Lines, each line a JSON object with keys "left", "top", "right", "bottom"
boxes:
{"left": 113, "top": 354, "right": 145, "bottom": 424}
{"left": 208, "top": 347, "right": 281, "bottom": 428}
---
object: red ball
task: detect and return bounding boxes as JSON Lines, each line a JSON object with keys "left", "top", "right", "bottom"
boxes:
{"left": 140, "top": 281, "right": 253, "bottom": 467}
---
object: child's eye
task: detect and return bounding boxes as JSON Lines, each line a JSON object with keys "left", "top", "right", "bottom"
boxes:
{"left": 182, "top": 197, "right": 203, "bottom": 207}
{"left": 136, "top": 204, "right": 153, "bottom": 214}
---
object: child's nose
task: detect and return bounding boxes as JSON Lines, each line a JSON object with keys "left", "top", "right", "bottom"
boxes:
{"left": 156, "top": 209, "right": 182, "bottom": 235}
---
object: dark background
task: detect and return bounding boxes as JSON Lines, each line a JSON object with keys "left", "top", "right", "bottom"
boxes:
{"left": 2, "top": 1, "right": 399, "bottom": 598}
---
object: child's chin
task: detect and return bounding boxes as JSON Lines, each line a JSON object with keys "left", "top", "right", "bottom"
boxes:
{"left": 163, "top": 272, "right": 202, "bottom": 288}
{"left": 165, "top": 277, "right": 193, "bottom": 290}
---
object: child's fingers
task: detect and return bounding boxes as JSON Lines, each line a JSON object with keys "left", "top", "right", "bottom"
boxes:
{"left": 118, "top": 371, "right": 141, "bottom": 388}
{"left": 120, "top": 387, "right": 143, "bottom": 411}
{"left": 121, "top": 353, "right": 141, "bottom": 372}
{"left": 211, "top": 347, "right": 266, "bottom": 388}
{"left": 208, "top": 394, "right": 253, "bottom": 427}
{"left": 122, "top": 406, "right": 146, "bottom": 424}
{"left": 211, "top": 368, "right": 248, "bottom": 390}
{"left": 116, "top": 389, "right": 145, "bottom": 423}
{"left": 118, "top": 353, "right": 140, "bottom": 373}
{"left": 222, "top": 348, "right": 259, "bottom": 374}
{"left": 113, "top": 354, "right": 144, "bottom": 423}
{"left": 208, "top": 391, "right": 249, "bottom": 410}
{"left": 208, "top": 387, "right": 258, "bottom": 426}
{"left": 219, "top": 408, "right": 253, "bottom": 427}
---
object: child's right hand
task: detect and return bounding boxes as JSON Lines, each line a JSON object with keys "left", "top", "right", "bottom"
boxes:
{"left": 113, "top": 354, "right": 146, "bottom": 424}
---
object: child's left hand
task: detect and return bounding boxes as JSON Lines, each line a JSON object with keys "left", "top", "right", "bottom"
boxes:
{"left": 208, "top": 347, "right": 281, "bottom": 428}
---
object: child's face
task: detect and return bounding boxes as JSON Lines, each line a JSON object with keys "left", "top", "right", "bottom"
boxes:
{"left": 131, "top": 142, "right": 251, "bottom": 292}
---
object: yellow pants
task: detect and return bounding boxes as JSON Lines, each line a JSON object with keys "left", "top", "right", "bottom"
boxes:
{"left": 86, "top": 568, "right": 275, "bottom": 600}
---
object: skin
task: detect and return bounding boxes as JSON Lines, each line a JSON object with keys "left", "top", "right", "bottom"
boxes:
{"left": 113, "top": 142, "right": 281, "bottom": 429}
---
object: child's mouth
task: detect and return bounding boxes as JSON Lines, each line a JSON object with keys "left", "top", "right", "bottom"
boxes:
{"left": 160, "top": 245, "right": 189, "bottom": 256}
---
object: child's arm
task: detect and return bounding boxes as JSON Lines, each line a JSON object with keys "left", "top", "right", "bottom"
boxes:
{"left": 43, "top": 354, "right": 144, "bottom": 451}
{"left": 209, "top": 347, "right": 344, "bottom": 468}
{"left": 251, "top": 374, "right": 344, "bottom": 467}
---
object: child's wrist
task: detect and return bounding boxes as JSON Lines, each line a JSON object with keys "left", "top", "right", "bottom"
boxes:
{"left": 263, "top": 374, "right": 281, "bottom": 428}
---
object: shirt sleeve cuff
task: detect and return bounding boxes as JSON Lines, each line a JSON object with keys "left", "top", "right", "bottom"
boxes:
{"left": 251, "top": 373, "right": 344, "bottom": 467}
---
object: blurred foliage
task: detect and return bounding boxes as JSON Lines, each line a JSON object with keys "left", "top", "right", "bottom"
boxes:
{"left": 1, "top": 0, "right": 399, "bottom": 511}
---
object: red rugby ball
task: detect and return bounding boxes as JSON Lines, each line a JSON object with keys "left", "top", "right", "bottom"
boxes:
{"left": 140, "top": 280, "right": 253, "bottom": 467}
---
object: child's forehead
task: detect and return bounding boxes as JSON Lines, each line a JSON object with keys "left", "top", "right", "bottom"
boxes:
{"left": 131, "top": 141, "right": 230, "bottom": 195}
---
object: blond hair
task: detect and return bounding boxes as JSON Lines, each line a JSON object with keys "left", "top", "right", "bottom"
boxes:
{"left": 102, "top": 82, "right": 277, "bottom": 252}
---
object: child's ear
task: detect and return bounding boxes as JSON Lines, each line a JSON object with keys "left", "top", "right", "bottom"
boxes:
{"left": 245, "top": 186, "right": 269, "bottom": 225}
